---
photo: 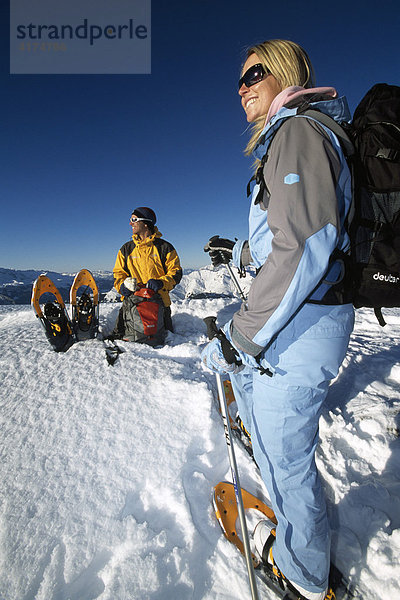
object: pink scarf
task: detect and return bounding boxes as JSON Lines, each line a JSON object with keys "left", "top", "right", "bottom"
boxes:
{"left": 266, "top": 86, "right": 337, "bottom": 123}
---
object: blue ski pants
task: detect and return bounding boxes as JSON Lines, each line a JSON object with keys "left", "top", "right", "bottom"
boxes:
{"left": 230, "top": 303, "right": 354, "bottom": 594}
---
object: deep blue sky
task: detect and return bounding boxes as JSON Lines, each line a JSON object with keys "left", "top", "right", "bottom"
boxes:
{"left": 1, "top": 0, "right": 400, "bottom": 272}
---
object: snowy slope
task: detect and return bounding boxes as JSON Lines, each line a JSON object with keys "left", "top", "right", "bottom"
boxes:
{"left": 0, "top": 266, "right": 399, "bottom": 600}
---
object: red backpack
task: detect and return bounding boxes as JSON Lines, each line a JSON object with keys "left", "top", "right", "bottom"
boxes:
{"left": 122, "top": 288, "right": 166, "bottom": 346}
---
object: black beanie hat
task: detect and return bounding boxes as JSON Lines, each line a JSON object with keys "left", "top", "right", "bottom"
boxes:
{"left": 132, "top": 207, "right": 157, "bottom": 225}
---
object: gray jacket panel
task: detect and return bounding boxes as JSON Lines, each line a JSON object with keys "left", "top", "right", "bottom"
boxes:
{"left": 231, "top": 116, "right": 343, "bottom": 355}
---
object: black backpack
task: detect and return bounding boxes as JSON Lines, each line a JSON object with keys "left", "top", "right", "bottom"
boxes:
{"left": 347, "top": 83, "right": 400, "bottom": 325}
{"left": 252, "top": 83, "right": 400, "bottom": 325}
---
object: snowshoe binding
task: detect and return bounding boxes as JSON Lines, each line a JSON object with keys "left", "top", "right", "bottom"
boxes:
{"left": 42, "top": 301, "right": 74, "bottom": 352}
{"left": 31, "top": 275, "right": 74, "bottom": 352}
{"left": 219, "top": 380, "right": 254, "bottom": 460}
{"left": 213, "top": 482, "right": 359, "bottom": 600}
{"left": 70, "top": 269, "right": 99, "bottom": 341}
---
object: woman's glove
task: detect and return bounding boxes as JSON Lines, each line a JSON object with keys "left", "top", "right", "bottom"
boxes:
{"left": 204, "top": 236, "right": 235, "bottom": 267}
{"left": 201, "top": 337, "right": 244, "bottom": 374}
{"left": 221, "top": 321, "right": 274, "bottom": 376}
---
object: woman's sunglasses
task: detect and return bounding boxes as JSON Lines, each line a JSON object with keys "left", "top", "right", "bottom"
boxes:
{"left": 238, "top": 63, "right": 269, "bottom": 89}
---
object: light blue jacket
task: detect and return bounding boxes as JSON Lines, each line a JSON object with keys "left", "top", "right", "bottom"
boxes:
{"left": 231, "top": 94, "right": 354, "bottom": 357}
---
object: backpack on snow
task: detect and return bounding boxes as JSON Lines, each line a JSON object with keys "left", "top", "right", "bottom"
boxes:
{"left": 251, "top": 83, "right": 400, "bottom": 326}
{"left": 119, "top": 287, "right": 166, "bottom": 346}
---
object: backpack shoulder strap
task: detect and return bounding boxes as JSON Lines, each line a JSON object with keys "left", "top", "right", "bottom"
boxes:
{"left": 301, "top": 108, "right": 356, "bottom": 230}
{"left": 300, "top": 109, "right": 355, "bottom": 159}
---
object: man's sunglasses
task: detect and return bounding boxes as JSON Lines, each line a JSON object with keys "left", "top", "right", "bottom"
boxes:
{"left": 238, "top": 63, "right": 269, "bottom": 89}
{"left": 130, "top": 216, "right": 151, "bottom": 224}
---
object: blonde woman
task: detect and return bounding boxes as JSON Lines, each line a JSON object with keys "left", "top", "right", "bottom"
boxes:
{"left": 203, "top": 40, "right": 354, "bottom": 600}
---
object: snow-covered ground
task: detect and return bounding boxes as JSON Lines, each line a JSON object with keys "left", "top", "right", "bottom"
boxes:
{"left": 0, "top": 266, "right": 399, "bottom": 600}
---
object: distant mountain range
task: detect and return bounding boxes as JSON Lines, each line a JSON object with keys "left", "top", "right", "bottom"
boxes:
{"left": 0, "top": 268, "right": 115, "bottom": 305}
{"left": 0, "top": 266, "right": 252, "bottom": 305}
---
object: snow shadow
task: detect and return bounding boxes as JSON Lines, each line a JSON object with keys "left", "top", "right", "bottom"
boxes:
{"left": 323, "top": 343, "right": 400, "bottom": 592}
{"left": 117, "top": 436, "right": 222, "bottom": 600}
{"left": 211, "top": 301, "right": 242, "bottom": 328}
{"left": 21, "top": 541, "right": 110, "bottom": 600}
{"left": 118, "top": 490, "right": 197, "bottom": 599}
{"left": 325, "top": 339, "right": 400, "bottom": 416}
{"left": 172, "top": 312, "right": 210, "bottom": 340}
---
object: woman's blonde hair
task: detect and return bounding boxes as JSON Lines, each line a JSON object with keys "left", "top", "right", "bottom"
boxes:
{"left": 243, "top": 39, "right": 316, "bottom": 156}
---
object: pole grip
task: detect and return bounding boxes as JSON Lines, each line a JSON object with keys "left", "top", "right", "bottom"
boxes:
{"left": 203, "top": 317, "right": 242, "bottom": 367}
{"left": 204, "top": 315, "right": 219, "bottom": 341}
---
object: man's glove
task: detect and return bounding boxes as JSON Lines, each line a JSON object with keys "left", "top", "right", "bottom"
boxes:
{"left": 120, "top": 283, "right": 133, "bottom": 297}
{"left": 146, "top": 279, "right": 163, "bottom": 292}
{"left": 204, "top": 235, "right": 235, "bottom": 267}
{"left": 120, "top": 277, "right": 137, "bottom": 297}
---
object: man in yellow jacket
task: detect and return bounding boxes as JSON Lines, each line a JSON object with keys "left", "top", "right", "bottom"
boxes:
{"left": 113, "top": 207, "right": 182, "bottom": 334}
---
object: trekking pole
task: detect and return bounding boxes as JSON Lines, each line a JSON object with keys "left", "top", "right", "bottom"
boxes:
{"left": 205, "top": 236, "right": 247, "bottom": 303}
{"left": 204, "top": 316, "right": 259, "bottom": 600}
{"left": 225, "top": 262, "right": 247, "bottom": 303}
